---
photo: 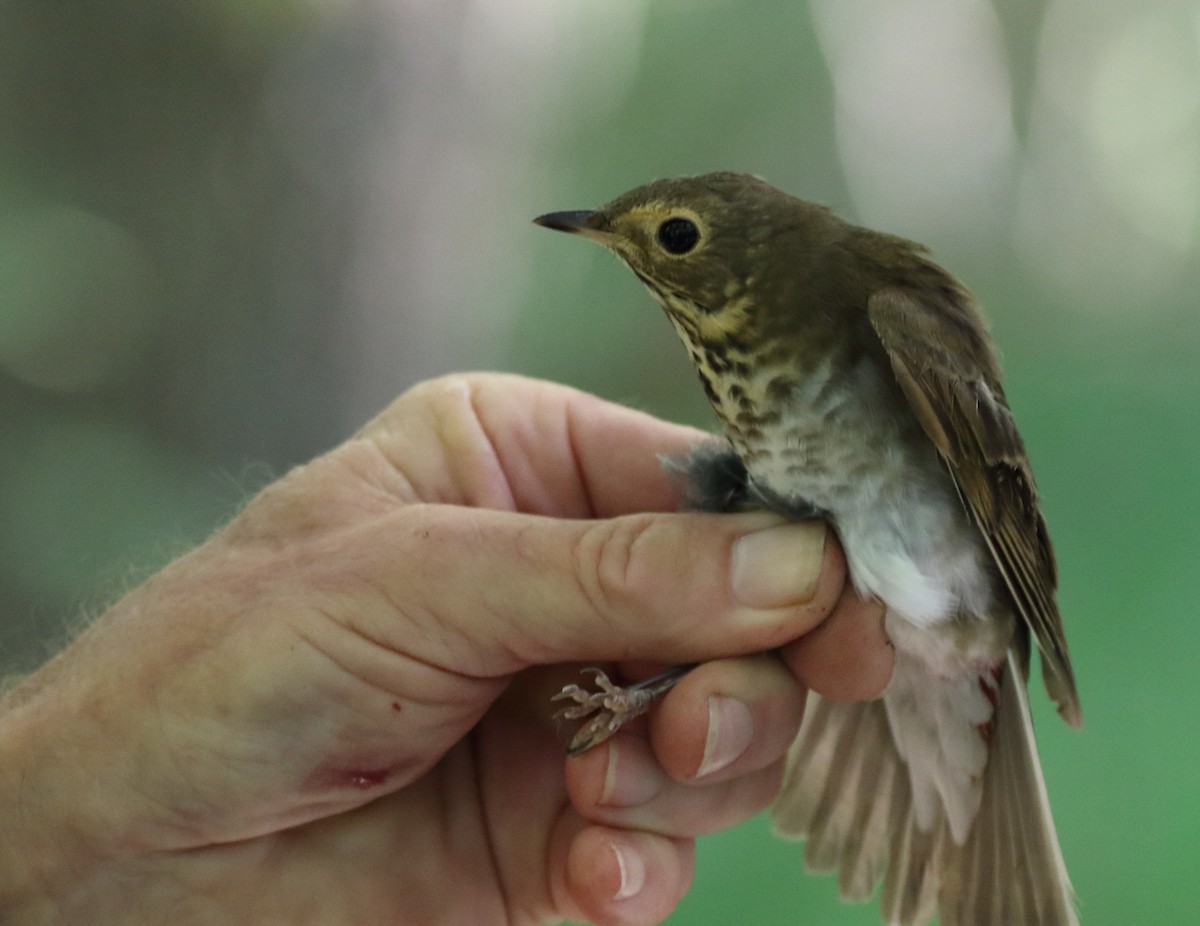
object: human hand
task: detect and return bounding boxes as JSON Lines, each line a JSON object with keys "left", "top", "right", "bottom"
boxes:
{"left": 0, "top": 373, "right": 893, "bottom": 926}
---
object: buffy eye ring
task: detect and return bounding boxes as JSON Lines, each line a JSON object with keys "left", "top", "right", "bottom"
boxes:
{"left": 656, "top": 217, "right": 700, "bottom": 255}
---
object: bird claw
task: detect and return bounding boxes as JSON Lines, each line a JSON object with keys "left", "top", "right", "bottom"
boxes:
{"left": 552, "top": 668, "right": 656, "bottom": 755}
{"left": 552, "top": 666, "right": 692, "bottom": 756}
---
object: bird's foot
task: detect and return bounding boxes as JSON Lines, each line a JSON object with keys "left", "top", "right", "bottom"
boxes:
{"left": 552, "top": 666, "right": 693, "bottom": 756}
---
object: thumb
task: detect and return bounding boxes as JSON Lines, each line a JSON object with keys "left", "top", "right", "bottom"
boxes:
{"left": 359, "top": 505, "right": 844, "bottom": 674}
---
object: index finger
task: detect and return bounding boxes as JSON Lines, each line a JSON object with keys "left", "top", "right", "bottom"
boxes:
{"left": 360, "top": 373, "right": 711, "bottom": 517}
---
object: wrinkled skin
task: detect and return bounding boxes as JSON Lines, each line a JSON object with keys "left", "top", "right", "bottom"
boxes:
{"left": 0, "top": 374, "right": 892, "bottom": 926}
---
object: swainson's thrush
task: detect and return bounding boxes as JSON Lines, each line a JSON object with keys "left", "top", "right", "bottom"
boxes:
{"left": 535, "top": 172, "right": 1081, "bottom": 926}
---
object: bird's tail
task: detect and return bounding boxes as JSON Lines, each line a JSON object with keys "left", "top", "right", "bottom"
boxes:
{"left": 771, "top": 650, "right": 1077, "bottom": 926}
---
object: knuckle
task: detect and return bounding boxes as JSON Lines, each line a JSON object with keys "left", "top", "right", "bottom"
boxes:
{"left": 357, "top": 374, "right": 475, "bottom": 442}
{"left": 406, "top": 372, "right": 474, "bottom": 402}
{"left": 574, "top": 514, "right": 662, "bottom": 624}
{"left": 408, "top": 374, "right": 476, "bottom": 421}
{"left": 383, "top": 373, "right": 498, "bottom": 432}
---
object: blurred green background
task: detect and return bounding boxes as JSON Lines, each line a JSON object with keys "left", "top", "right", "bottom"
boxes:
{"left": 2, "top": 0, "right": 1197, "bottom": 922}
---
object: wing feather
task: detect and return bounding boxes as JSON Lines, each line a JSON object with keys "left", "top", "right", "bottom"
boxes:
{"left": 867, "top": 287, "right": 1081, "bottom": 726}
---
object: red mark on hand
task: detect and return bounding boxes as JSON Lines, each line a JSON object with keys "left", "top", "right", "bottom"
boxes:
{"left": 301, "top": 765, "right": 395, "bottom": 793}
{"left": 346, "top": 768, "right": 391, "bottom": 788}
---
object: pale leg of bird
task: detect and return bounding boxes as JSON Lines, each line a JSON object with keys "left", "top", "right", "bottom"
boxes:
{"left": 553, "top": 665, "right": 696, "bottom": 756}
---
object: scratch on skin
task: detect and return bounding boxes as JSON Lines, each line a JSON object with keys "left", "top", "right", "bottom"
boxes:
{"left": 301, "top": 765, "right": 396, "bottom": 793}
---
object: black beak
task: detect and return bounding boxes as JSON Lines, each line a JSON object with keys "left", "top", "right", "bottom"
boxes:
{"left": 532, "top": 210, "right": 598, "bottom": 233}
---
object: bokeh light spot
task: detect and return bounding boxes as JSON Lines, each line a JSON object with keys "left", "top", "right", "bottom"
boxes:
{"left": 0, "top": 204, "right": 159, "bottom": 394}
{"left": 811, "top": 0, "right": 1015, "bottom": 240}
{"left": 1089, "top": 8, "right": 1200, "bottom": 251}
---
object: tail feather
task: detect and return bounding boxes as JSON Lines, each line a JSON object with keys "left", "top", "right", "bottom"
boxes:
{"left": 774, "top": 695, "right": 944, "bottom": 925}
{"left": 939, "top": 650, "right": 1077, "bottom": 926}
{"left": 774, "top": 695, "right": 894, "bottom": 886}
{"left": 806, "top": 698, "right": 891, "bottom": 878}
{"left": 770, "top": 650, "right": 1077, "bottom": 926}
{"left": 880, "top": 803, "right": 944, "bottom": 926}
{"left": 772, "top": 690, "right": 837, "bottom": 831}
{"left": 841, "top": 727, "right": 906, "bottom": 901}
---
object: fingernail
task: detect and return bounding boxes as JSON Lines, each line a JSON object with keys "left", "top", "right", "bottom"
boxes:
{"left": 731, "top": 519, "right": 826, "bottom": 608}
{"left": 696, "top": 696, "right": 754, "bottom": 779}
{"left": 599, "top": 740, "right": 665, "bottom": 807}
{"left": 610, "top": 842, "right": 645, "bottom": 901}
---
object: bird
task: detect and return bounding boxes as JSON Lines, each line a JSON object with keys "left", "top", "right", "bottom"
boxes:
{"left": 533, "top": 171, "right": 1081, "bottom": 926}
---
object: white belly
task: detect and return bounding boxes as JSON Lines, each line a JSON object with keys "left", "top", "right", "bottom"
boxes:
{"left": 721, "top": 355, "right": 997, "bottom": 633}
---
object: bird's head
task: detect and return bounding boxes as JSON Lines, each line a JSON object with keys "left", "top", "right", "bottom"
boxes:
{"left": 535, "top": 172, "right": 833, "bottom": 350}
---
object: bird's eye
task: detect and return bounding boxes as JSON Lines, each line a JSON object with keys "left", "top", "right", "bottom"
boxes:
{"left": 656, "top": 217, "right": 700, "bottom": 255}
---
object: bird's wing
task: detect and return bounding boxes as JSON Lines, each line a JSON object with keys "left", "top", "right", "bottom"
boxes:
{"left": 867, "top": 287, "right": 1081, "bottom": 726}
